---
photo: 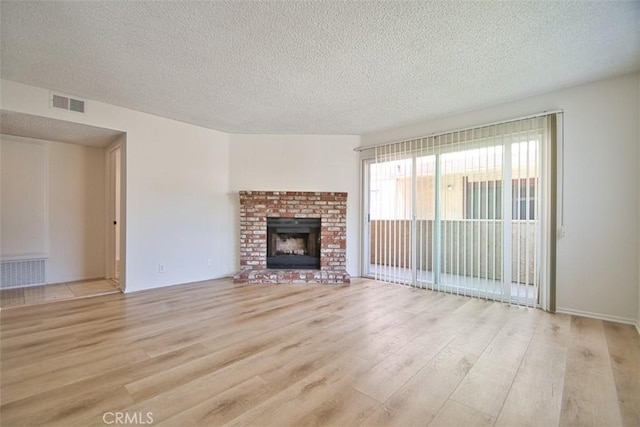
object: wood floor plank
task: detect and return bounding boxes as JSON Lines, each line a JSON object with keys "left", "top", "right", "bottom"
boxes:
{"left": 352, "top": 296, "right": 474, "bottom": 403}
{"left": 429, "top": 400, "right": 496, "bottom": 427}
{"left": 361, "top": 299, "right": 509, "bottom": 426}
{"left": 225, "top": 354, "right": 377, "bottom": 427}
{"left": 1, "top": 348, "right": 149, "bottom": 404}
{"left": 0, "top": 344, "right": 211, "bottom": 426}
{"left": 154, "top": 376, "right": 269, "bottom": 427}
{"left": 1, "top": 384, "right": 135, "bottom": 427}
{"left": 124, "top": 312, "right": 345, "bottom": 402}
{"left": 361, "top": 348, "right": 475, "bottom": 426}
{"left": 602, "top": 321, "right": 639, "bottom": 427}
{"left": 0, "top": 287, "right": 25, "bottom": 308}
{"left": 443, "top": 300, "right": 513, "bottom": 358}
{"left": 110, "top": 320, "right": 375, "bottom": 426}
{"left": 559, "top": 316, "right": 623, "bottom": 426}
{"left": 290, "top": 386, "right": 379, "bottom": 427}
{"left": 351, "top": 295, "right": 472, "bottom": 364}
{"left": 448, "top": 305, "right": 539, "bottom": 417}
{"left": 495, "top": 311, "right": 571, "bottom": 427}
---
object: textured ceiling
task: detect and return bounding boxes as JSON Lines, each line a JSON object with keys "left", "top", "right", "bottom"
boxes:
{"left": 0, "top": 110, "right": 124, "bottom": 148}
{"left": 1, "top": 1, "right": 638, "bottom": 135}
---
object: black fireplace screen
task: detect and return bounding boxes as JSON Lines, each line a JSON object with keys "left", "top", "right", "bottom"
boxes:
{"left": 267, "top": 217, "right": 321, "bottom": 269}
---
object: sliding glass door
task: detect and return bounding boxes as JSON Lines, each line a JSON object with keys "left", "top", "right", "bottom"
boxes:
{"left": 364, "top": 116, "right": 556, "bottom": 308}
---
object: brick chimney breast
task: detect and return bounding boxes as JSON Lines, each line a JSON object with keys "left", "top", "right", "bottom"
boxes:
{"left": 234, "top": 191, "right": 350, "bottom": 284}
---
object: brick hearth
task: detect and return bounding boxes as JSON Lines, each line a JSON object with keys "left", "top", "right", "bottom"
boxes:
{"left": 234, "top": 191, "right": 350, "bottom": 284}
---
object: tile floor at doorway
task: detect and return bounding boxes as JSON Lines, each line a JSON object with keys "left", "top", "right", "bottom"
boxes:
{"left": 0, "top": 279, "right": 120, "bottom": 309}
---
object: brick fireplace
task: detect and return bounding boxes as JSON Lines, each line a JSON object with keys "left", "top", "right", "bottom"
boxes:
{"left": 233, "top": 191, "right": 350, "bottom": 284}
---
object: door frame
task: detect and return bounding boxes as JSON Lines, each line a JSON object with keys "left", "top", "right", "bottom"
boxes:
{"left": 361, "top": 157, "right": 374, "bottom": 278}
{"left": 105, "top": 137, "right": 126, "bottom": 291}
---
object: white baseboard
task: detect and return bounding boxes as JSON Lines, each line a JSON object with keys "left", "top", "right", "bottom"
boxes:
{"left": 556, "top": 306, "right": 638, "bottom": 329}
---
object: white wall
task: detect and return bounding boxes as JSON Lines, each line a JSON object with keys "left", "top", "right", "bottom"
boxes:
{"left": 48, "top": 139, "right": 105, "bottom": 283}
{"left": 0, "top": 136, "right": 48, "bottom": 259}
{"left": 1, "top": 80, "right": 234, "bottom": 292}
{"left": 362, "top": 73, "right": 640, "bottom": 323}
{"left": 229, "top": 134, "right": 361, "bottom": 275}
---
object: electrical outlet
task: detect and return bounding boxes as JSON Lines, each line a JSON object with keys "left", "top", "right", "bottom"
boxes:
{"left": 158, "top": 264, "right": 165, "bottom": 273}
{"left": 557, "top": 226, "right": 565, "bottom": 239}
{"left": 207, "top": 259, "right": 212, "bottom": 266}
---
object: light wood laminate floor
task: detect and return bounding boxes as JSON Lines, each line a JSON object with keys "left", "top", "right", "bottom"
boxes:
{"left": 1, "top": 278, "right": 638, "bottom": 426}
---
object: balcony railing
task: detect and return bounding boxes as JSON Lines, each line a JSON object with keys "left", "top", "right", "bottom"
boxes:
{"left": 369, "top": 219, "right": 536, "bottom": 285}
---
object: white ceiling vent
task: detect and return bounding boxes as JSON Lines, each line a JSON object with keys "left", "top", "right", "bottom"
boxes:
{"left": 50, "top": 92, "right": 86, "bottom": 113}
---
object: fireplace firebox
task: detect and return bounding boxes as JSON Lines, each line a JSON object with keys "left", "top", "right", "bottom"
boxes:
{"left": 267, "top": 217, "right": 321, "bottom": 270}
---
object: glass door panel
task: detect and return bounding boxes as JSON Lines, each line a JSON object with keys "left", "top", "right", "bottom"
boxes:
{"left": 439, "top": 146, "right": 504, "bottom": 298}
{"left": 414, "top": 155, "right": 436, "bottom": 288}
{"left": 368, "top": 158, "right": 413, "bottom": 283}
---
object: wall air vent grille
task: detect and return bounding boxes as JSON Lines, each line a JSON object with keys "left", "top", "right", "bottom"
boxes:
{"left": 1, "top": 258, "right": 46, "bottom": 289}
{"left": 50, "top": 92, "right": 86, "bottom": 114}
{"left": 52, "top": 94, "right": 69, "bottom": 109}
{"left": 69, "top": 98, "right": 85, "bottom": 113}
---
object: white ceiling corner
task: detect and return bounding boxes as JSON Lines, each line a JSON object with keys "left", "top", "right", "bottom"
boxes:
{"left": 1, "top": 1, "right": 638, "bottom": 135}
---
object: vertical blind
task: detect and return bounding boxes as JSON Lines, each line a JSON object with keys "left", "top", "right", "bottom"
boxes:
{"left": 365, "top": 114, "right": 559, "bottom": 309}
